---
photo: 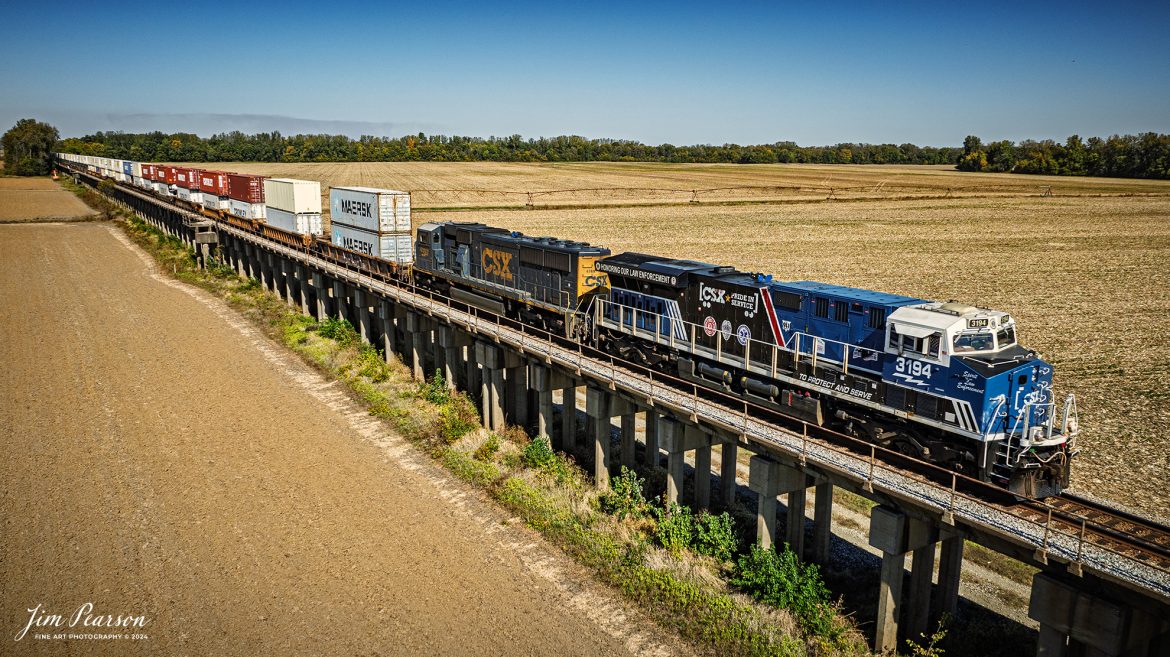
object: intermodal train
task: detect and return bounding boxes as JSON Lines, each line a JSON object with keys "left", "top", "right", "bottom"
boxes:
{"left": 57, "top": 154, "right": 1080, "bottom": 499}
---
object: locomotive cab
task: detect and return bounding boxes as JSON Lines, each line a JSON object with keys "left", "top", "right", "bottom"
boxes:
{"left": 883, "top": 302, "right": 1078, "bottom": 496}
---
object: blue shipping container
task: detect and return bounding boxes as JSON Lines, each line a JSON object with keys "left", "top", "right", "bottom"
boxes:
{"left": 123, "top": 161, "right": 133, "bottom": 176}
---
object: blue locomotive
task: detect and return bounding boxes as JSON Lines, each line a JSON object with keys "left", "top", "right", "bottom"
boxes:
{"left": 593, "top": 253, "right": 1078, "bottom": 498}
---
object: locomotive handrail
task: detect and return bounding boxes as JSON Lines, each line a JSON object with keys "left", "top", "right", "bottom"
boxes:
{"left": 71, "top": 165, "right": 1170, "bottom": 597}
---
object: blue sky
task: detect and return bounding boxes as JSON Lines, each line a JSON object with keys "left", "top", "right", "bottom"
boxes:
{"left": 3, "top": 0, "right": 1167, "bottom": 145}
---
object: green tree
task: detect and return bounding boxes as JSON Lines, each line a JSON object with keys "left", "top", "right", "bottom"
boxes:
{"left": 2, "top": 118, "right": 59, "bottom": 175}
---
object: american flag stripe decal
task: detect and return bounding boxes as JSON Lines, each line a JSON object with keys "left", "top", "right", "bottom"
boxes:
{"left": 759, "top": 287, "right": 784, "bottom": 347}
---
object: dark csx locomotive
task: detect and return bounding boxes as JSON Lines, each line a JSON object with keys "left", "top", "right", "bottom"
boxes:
{"left": 414, "top": 221, "right": 1079, "bottom": 498}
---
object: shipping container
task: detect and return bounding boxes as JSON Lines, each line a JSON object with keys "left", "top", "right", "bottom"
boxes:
{"left": 175, "top": 167, "right": 202, "bottom": 190}
{"left": 152, "top": 181, "right": 171, "bottom": 196}
{"left": 266, "top": 207, "right": 323, "bottom": 236}
{"left": 230, "top": 199, "right": 266, "bottom": 220}
{"left": 177, "top": 187, "right": 203, "bottom": 204}
{"left": 264, "top": 178, "right": 321, "bottom": 214}
{"left": 228, "top": 173, "right": 265, "bottom": 203}
{"left": 199, "top": 171, "right": 230, "bottom": 197}
{"left": 203, "top": 195, "right": 229, "bottom": 211}
{"left": 132, "top": 176, "right": 146, "bottom": 188}
{"left": 159, "top": 166, "right": 178, "bottom": 185}
{"left": 130, "top": 162, "right": 142, "bottom": 178}
{"left": 329, "top": 186, "right": 411, "bottom": 233}
{"left": 331, "top": 223, "right": 414, "bottom": 265}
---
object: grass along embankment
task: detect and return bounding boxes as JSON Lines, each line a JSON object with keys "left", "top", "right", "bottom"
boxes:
{"left": 67, "top": 180, "right": 877, "bottom": 657}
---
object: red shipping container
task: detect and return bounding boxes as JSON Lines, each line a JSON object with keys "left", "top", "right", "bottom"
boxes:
{"left": 199, "top": 170, "right": 230, "bottom": 196}
{"left": 228, "top": 173, "right": 265, "bottom": 203}
{"left": 159, "top": 166, "right": 178, "bottom": 185}
{"left": 141, "top": 164, "right": 155, "bottom": 180}
{"left": 175, "top": 167, "right": 203, "bottom": 190}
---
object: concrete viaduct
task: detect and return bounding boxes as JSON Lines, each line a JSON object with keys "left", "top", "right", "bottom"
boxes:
{"left": 79, "top": 170, "right": 1170, "bottom": 656}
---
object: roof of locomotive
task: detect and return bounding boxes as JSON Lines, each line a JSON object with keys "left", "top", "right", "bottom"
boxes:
{"left": 438, "top": 221, "right": 610, "bottom": 256}
{"left": 776, "top": 281, "right": 924, "bottom": 307}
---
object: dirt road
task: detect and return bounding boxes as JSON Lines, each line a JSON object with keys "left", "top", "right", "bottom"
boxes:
{"left": 0, "top": 222, "right": 682, "bottom": 656}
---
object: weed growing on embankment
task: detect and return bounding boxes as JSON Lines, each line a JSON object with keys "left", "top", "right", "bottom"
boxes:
{"left": 72, "top": 188, "right": 871, "bottom": 656}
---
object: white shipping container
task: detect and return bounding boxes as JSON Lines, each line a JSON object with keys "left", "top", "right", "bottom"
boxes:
{"left": 330, "top": 186, "right": 411, "bottom": 233}
{"left": 230, "top": 199, "right": 267, "bottom": 220}
{"left": 152, "top": 181, "right": 170, "bottom": 196}
{"left": 131, "top": 162, "right": 142, "bottom": 178}
{"left": 263, "top": 178, "right": 321, "bottom": 214}
{"left": 266, "top": 207, "right": 323, "bottom": 236}
{"left": 331, "top": 223, "right": 414, "bottom": 264}
{"left": 133, "top": 176, "right": 146, "bottom": 188}
{"left": 203, "top": 195, "right": 229, "bottom": 211}
{"left": 177, "top": 188, "right": 203, "bottom": 204}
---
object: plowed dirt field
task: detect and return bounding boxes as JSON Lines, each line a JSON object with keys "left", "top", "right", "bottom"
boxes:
{"left": 0, "top": 222, "right": 686, "bottom": 657}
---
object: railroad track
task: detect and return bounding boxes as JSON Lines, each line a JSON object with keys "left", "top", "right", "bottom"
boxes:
{"left": 1014, "top": 493, "right": 1170, "bottom": 572}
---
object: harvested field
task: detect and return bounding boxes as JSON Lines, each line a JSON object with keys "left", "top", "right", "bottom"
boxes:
{"left": 0, "top": 177, "right": 99, "bottom": 222}
{"left": 177, "top": 162, "right": 1170, "bottom": 517}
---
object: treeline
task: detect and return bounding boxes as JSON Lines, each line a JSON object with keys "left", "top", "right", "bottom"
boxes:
{"left": 56, "top": 131, "right": 961, "bottom": 165}
{"left": 957, "top": 133, "right": 1170, "bottom": 179}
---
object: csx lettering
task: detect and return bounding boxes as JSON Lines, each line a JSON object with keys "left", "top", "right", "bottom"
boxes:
{"left": 584, "top": 274, "right": 608, "bottom": 287}
{"left": 700, "top": 284, "right": 726, "bottom": 303}
{"left": 482, "top": 248, "right": 514, "bottom": 281}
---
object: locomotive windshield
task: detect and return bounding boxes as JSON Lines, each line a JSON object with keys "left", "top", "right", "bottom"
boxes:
{"left": 952, "top": 324, "right": 1017, "bottom": 353}
{"left": 953, "top": 331, "right": 994, "bottom": 353}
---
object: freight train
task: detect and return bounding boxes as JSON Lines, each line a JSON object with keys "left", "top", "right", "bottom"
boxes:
{"left": 56, "top": 153, "right": 1080, "bottom": 498}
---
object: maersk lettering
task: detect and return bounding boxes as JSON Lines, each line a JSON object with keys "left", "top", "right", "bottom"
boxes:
{"left": 341, "top": 236, "right": 374, "bottom": 255}
{"left": 339, "top": 199, "right": 373, "bottom": 218}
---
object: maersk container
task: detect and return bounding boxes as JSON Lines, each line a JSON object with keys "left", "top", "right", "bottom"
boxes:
{"left": 331, "top": 223, "right": 414, "bottom": 265}
{"left": 230, "top": 199, "right": 266, "bottom": 220}
{"left": 228, "top": 173, "right": 265, "bottom": 203}
{"left": 264, "top": 178, "right": 321, "bottom": 214}
{"left": 266, "top": 207, "right": 323, "bottom": 236}
{"left": 329, "top": 186, "right": 411, "bottom": 233}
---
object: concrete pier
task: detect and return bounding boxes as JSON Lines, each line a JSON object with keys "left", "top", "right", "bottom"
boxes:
{"left": 644, "top": 412, "right": 660, "bottom": 468}
{"left": 476, "top": 342, "right": 505, "bottom": 431}
{"left": 407, "top": 313, "right": 426, "bottom": 381}
{"left": 660, "top": 419, "right": 710, "bottom": 507}
{"left": 1028, "top": 573, "right": 1162, "bottom": 657}
{"left": 812, "top": 481, "right": 834, "bottom": 564}
{"left": 313, "top": 272, "right": 330, "bottom": 320}
{"left": 934, "top": 532, "right": 964, "bottom": 622}
{"left": 869, "top": 506, "right": 909, "bottom": 654}
{"left": 585, "top": 386, "right": 611, "bottom": 489}
{"left": 749, "top": 455, "right": 780, "bottom": 549}
{"left": 354, "top": 289, "right": 372, "bottom": 343}
{"left": 720, "top": 440, "right": 738, "bottom": 508}
{"left": 620, "top": 412, "right": 636, "bottom": 470}
{"left": 506, "top": 360, "right": 529, "bottom": 429}
{"left": 905, "top": 519, "right": 939, "bottom": 644}
{"left": 561, "top": 386, "right": 579, "bottom": 454}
